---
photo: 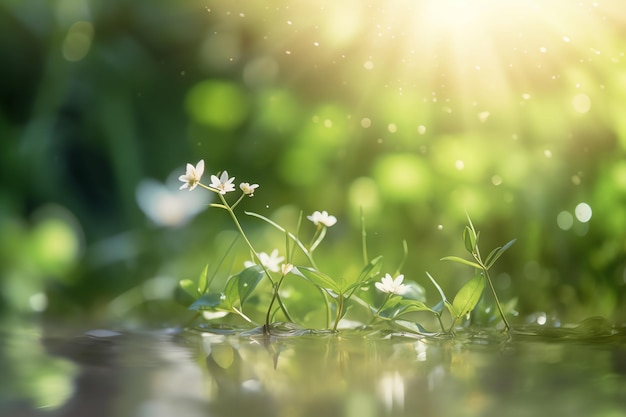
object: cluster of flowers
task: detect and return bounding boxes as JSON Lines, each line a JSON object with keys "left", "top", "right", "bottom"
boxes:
{"left": 179, "top": 160, "right": 409, "bottom": 297}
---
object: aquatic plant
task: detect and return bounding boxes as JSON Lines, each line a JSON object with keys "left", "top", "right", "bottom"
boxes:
{"left": 177, "top": 161, "right": 516, "bottom": 335}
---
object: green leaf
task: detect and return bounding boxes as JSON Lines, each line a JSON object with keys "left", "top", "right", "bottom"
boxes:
{"left": 426, "top": 271, "right": 448, "bottom": 304}
{"left": 198, "top": 264, "right": 209, "bottom": 294}
{"left": 179, "top": 279, "right": 199, "bottom": 299}
{"left": 452, "top": 273, "right": 485, "bottom": 318}
{"left": 440, "top": 256, "right": 482, "bottom": 269}
{"left": 402, "top": 281, "right": 427, "bottom": 302}
{"left": 223, "top": 275, "right": 239, "bottom": 309}
{"left": 296, "top": 266, "right": 341, "bottom": 293}
{"left": 356, "top": 255, "right": 383, "bottom": 284}
{"left": 188, "top": 292, "right": 224, "bottom": 311}
{"left": 237, "top": 265, "right": 265, "bottom": 306}
{"left": 484, "top": 238, "right": 516, "bottom": 269}
{"left": 397, "top": 299, "right": 432, "bottom": 313}
{"left": 463, "top": 226, "right": 475, "bottom": 253}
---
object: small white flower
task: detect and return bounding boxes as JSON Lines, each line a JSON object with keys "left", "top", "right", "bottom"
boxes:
{"left": 178, "top": 160, "right": 204, "bottom": 191}
{"left": 375, "top": 274, "right": 409, "bottom": 296}
{"left": 209, "top": 171, "right": 236, "bottom": 194}
{"left": 281, "top": 263, "right": 293, "bottom": 276}
{"left": 307, "top": 210, "right": 337, "bottom": 227}
{"left": 244, "top": 249, "right": 284, "bottom": 273}
{"left": 240, "top": 182, "right": 259, "bottom": 196}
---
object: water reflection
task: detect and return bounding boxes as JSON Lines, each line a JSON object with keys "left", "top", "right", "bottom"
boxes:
{"left": 1, "top": 321, "right": 625, "bottom": 417}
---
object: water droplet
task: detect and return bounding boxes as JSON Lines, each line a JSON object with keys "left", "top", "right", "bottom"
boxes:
{"left": 361, "top": 118, "right": 372, "bottom": 128}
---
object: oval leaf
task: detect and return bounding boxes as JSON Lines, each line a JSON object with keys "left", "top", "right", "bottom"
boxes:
{"left": 440, "top": 256, "right": 482, "bottom": 269}
{"left": 296, "top": 266, "right": 341, "bottom": 293}
{"left": 485, "top": 238, "right": 516, "bottom": 269}
{"left": 188, "top": 292, "right": 224, "bottom": 311}
{"left": 198, "top": 264, "right": 210, "bottom": 294}
{"left": 452, "top": 273, "right": 485, "bottom": 318}
{"left": 179, "top": 279, "right": 199, "bottom": 299}
{"left": 237, "top": 265, "right": 265, "bottom": 306}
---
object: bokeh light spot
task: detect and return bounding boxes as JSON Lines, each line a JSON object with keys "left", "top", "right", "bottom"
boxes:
{"left": 62, "top": 21, "right": 93, "bottom": 62}
{"left": 186, "top": 80, "right": 250, "bottom": 129}
{"left": 572, "top": 93, "right": 591, "bottom": 113}
{"left": 373, "top": 154, "right": 431, "bottom": 202}
{"left": 557, "top": 211, "right": 574, "bottom": 231}
{"left": 575, "top": 202, "right": 592, "bottom": 223}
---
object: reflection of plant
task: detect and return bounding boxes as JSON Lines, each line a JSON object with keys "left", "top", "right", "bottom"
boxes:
{"left": 177, "top": 161, "right": 516, "bottom": 335}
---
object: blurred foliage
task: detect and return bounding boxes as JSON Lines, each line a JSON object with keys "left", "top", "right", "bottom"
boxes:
{"left": 1, "top": 0, "right": 625, "bottom": 326}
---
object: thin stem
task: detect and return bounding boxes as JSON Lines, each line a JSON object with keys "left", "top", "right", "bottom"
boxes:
{"left": 367, "top": 293, "right": 392, "bottom": 326}
{"left": 332, "top": 292, "right": 344, "bottom": 332}
{"left": 232, "top": 307, "right": 256, "bottom": 324}
{"left": 217, "top": 194, "right": 275, "bottom": 286}
{"left": 483, "top": 267, "right": 510, "bottom": 331}
{"left": 360, "top": 207, "right": 368, "bottom": 265}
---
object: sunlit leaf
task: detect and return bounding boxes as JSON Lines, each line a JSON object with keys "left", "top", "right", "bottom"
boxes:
{"left": 452, "top": 273, "right": 485, "bottom": 318}
{"left": 440, "top": 256, "right": 482, "bottom": 269}
{"left": 484, "top": 238, "right": 517, "bottom": 270}
{"left": 198, "top": 264, "right": 209, "bottom": 294}
{"left": 188, "top": 292, "right": 224, "bottom": 311}
{"left": 179, "top": 279, "right": 199, "bottom": 299}
{"left": 237, "top": 265, "right": 265, "bottom": 306}
{"left": 463, "top": 226, "right": 475, "bottom": 253}
{"left": 296, "top": 266, "right": 341, "bottom": 293}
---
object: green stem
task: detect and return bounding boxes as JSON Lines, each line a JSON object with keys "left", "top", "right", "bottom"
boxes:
{"left": 367, "top": 293, "right": 392, "bottom": 326}
{"left": 483, "top": 267, "right": 510, "bottom": 331}
{"left": 331, "top": 292, "right": 345, "bottom": 332}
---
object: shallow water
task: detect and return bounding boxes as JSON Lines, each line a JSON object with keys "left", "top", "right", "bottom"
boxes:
{"left": 2, "top": 319, "right": 625, "bottom": 417}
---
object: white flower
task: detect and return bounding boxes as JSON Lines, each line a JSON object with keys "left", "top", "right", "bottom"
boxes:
{"left": 307, "top": 210, "right": 337, "bottom": 227}
{"left": 281, "top": 263, "right": 293, "bottom": 276}
{"left": 240, "top": 182, "right": 259, "bottom": 196}
{"left": 244, "top": 249, "right": 284, "bottom": 273}
{"left": 209, "top": 171, "right": 236, "bottom": 194}
{"left": 375, "top": 274, "right": 409, "bottom": 296}
{"left": 178, "top": 160, "right": 204, "bottom": 191}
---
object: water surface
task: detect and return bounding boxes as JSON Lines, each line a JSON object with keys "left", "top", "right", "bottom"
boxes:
{"left": 2, "top": 320, "right": 625, "bottom": 417}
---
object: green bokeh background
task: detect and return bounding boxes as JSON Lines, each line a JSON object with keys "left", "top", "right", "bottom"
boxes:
{"left": 1, "top": 0, "right": 625, "bottom": 326}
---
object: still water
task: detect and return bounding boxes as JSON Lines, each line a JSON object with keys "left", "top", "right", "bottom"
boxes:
{"left": 2, "top": 319, "right": 625, "bottom": 417}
